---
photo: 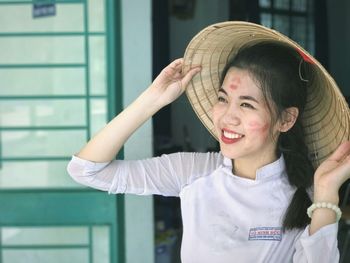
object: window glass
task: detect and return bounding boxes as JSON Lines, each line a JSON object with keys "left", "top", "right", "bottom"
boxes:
{"left": 90, "top": 99, "right": 107, "bottom": 136}
{"left": 89, "top": 36, "right": 107, "bottom": 95}
{"left": 93, "top": 226, "right": 110, "bottom": 263}
{"left": 0, "top": 68, "right": 86, "bottom": 96}
{"left": 274, "top": 0, "right": 289, "bottom": 10}
{"left": 261, "top": 13, "right": 272, "bottom": 28}
{"left": 292, "top": 0, "right": 307, "bottom": 12}
{"left": 274, "top": 15, "right": 290, "bottom": 36}
{"left": 0, "top": 161, "right": 81, "bottom": 188}
{"left": 0, "top": 99, "right": 86, "bottom": 127}
{"left": 0, "top": 36, "right": 85, "bottom": 64}
{"left": 2, "top": 130, "right": 86, "bottom": 157}
{"left": 88, "top": 0, "right": 105, "bottom": 32}
{"left": 291, "top": 16, "right": 307, "bottom": 48}
{"left": 2, "top": 227, "right": 88, "bottom": 245}
{"left": 259, "top": 0, "right": 271, "bottom": 8}
{"left": 0, "top": 4, "right": 84, "bottom": 33}
{"left": 3, "top": 249, "right": 89, "bottom": 263}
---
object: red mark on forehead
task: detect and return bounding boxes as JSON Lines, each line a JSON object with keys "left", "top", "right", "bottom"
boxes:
{"left": 228, "top": 77, "right": 241, "bottom": 90}
{"left": 229, "top": 84, "right": 238, "bottom": 90}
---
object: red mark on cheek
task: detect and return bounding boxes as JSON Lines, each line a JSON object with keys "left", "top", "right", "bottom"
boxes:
{"left": 248, "top": 121, "right": 269, "bottom": 132}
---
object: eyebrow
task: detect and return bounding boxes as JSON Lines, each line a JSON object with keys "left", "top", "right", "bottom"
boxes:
{"left": 218, "top": 88, "right": 260, "bottom": 104}
{"left": 218, "top": 87, "right": 228, "bottom": 95}
{"left": 239, "top": 95, "right": 259, "bottom": 104}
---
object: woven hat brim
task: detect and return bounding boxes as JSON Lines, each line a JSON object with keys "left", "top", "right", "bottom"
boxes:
{"left": 183, "top": 21, "right": 350, "bottom": 168}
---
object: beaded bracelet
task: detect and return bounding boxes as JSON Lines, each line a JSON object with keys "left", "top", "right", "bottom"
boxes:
{"left": 307, "top": 202, "right": 342, "bottom": 222}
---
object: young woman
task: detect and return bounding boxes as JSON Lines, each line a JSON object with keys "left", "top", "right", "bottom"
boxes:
{"left": 67, "top": 22, "right": 350, "bottom": 262}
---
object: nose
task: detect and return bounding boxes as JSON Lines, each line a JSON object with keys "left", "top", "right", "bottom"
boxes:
{"left": 222, "top": 104, "right": 240, "bottom": 126}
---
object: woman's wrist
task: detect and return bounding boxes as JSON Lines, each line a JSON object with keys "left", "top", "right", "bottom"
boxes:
{"left": 307, "top": 202, "right": 341, "bottom": 221}
{"left": 313, "top": 185, "right": 339, "bottom": 205}
{"left": 313, "top": 195, "right": 339, "bottom": 205}
{"left": 136, "top": 86, "right": 166, "bottom": 116}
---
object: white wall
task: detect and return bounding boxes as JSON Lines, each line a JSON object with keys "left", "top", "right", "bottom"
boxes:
{"left": 121, "top": 0, "right": 154, "bottom": 263}
{"left": 169, "top": 0, "right": 229, "bottom": 152}
{"left": 327, "top": 0, "right": 350, "bottom": 96}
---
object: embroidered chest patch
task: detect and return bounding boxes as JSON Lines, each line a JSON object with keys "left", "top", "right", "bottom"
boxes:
{"left": 248, "top": 227, "right": 282, "bottom": 241}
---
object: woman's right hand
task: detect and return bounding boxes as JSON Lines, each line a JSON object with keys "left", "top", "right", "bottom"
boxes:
{"left": 76, "top": 58, "right": 200, "bottom": 162}
{"left": 150, "top": 58, "right": 201, "bottom": 107}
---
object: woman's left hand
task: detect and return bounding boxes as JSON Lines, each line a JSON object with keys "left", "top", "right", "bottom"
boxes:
{"left": 313, "top": 141, "right": 350, "bottom": 204}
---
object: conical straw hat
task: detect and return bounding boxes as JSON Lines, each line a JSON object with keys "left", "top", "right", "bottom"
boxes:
{"left": 183, "top": 21, "right": 350, "bottom": 167}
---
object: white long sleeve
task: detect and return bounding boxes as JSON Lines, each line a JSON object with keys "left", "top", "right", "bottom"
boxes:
{"left": 293, "top": 223, "right": 339, "bottom": 262}
{"left": 67, "top": 153, "right": 339, "bottom": 262}
{"left": 67, "top": 152, "right": 222, "bottom": 196}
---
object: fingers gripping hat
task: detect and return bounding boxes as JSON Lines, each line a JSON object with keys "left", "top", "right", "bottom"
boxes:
{"left": 183, "top": 21, "right": 350, "bottom": 168}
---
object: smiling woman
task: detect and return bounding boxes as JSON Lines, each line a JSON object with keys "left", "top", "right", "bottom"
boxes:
{"left": 213, "top": 42, "right": 312, "bottom": 230}
{"left": 67, "top": 21, "right": 350, "bottom": 263}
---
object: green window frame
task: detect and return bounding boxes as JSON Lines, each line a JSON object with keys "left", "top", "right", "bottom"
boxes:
{"left": 0, "top": 0, "right": 124, "bottom": 262}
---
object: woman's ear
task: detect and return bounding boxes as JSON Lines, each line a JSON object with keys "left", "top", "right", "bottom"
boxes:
{"left": 279, "top": 107, "right": 299, "bottom": 132}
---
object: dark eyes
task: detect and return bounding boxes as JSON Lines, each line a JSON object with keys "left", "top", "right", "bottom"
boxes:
{"left": 218, "top": 96, "right": 227, "bottom": 103}
{"left": 217, "top": 96, "right": 256, "bottom": 110}
{"left": 240, "top": 102, "right": 255, "bottom": 109}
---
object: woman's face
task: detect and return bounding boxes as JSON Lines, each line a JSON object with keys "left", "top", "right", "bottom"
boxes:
{"left": 212, "top": 67, "right": 281, "bottom": 164}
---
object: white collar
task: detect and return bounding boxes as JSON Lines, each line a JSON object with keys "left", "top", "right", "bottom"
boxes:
{"left": 222, "top": 154, "right": 286, "bottom": 182}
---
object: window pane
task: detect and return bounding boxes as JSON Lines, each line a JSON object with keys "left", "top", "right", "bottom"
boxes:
{"left": 308, "top": 19, "right": 315, "bottom": 55}
{"left": 274, "top": 15, "right": 290, "bottom": 36}
{"left": 90, "top": 99, "right": 107, "bottom": 136}
{"left": 88, "top": 0, "right": 105, "bottom": 32}
{"left": 259, "top": 0, "right": 271, "bottom": 8}
{"left": 89, "top": 36, "right": 106, "bottom": 95}
{"left": 3, "top": 249, "right": 89, "bottom": 263}
{"left": 261, "top": 13, "right": 272, "bottom": 28}
{"left": 93, "top": 226, "right": 110, "bottom": 263}
{"left": 0, "top": 68, "right": 86, "bottom": 96}
{"left": 291, "top": 16, "right": 307, "bottom": 48}
{"left": 2, "top": 130, "right": 86, "bottom": 157}
{"left": 274, "top": 0, "right": 289, "bottom": 10}
{"left": 0, "top": 161, "right": 81, "bottom": 188}
{"left": 0, "top": 99, "right": 86, "bottom": 127}
{"left": 292, "top": 0, "right": 307, "bottom": 12}
{"left": 2, "top": 227, "right": 88, "bottom": 245}
{"left": 0, "top": 36, "right": 85, "bottom": 64}
{"left": 0, "top": 4, "right": 84, "bottom": 33}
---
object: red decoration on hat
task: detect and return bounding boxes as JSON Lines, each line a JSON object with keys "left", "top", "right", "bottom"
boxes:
{"left": 296, "top": 48, "right": 315, "bottom": 64}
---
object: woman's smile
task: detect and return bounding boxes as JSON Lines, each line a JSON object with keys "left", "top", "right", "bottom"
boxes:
{"left": 221, "top": 129, "right": 244, "bottom": 144}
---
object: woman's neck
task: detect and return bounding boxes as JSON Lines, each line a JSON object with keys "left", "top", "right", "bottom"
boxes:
{"left": 231, "top": 154, "right": 279, "bottom": 180}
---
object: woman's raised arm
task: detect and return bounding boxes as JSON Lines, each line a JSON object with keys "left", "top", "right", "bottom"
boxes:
{"left": 76, "top": 58, "right": 200, "bottom": 162}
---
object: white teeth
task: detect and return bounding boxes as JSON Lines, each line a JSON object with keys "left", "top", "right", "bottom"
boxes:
{"left": 223, "top": 130, "right": 243, "bottom": 139}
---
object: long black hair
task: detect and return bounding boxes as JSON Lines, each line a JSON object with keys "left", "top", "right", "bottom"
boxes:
{"left": 220, "top": 42, "right": 315, "bottom": 230}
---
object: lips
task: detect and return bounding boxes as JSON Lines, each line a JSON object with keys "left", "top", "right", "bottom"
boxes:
{"left": 221, "top": 129, "right": 244, "bottom": 144}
